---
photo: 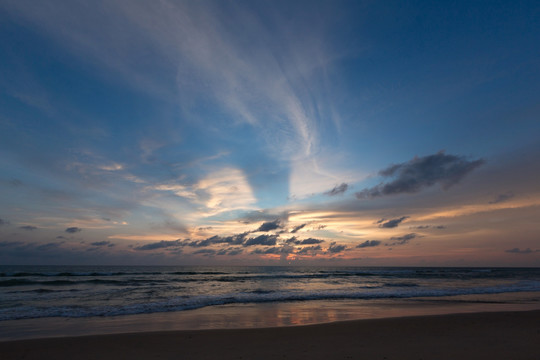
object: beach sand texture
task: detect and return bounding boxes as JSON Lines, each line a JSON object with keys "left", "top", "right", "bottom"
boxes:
{"left": 1, "top": 310, "right": 539, "bottom": 360}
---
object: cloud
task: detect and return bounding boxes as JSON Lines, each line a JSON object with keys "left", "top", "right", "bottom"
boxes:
{"left": 238, "top": 210, "right": 289, "bottom": 224}
{"left": 284, "top": 237, "right": 325, "bottom": 245}
{"left": 37, "top": 242, "right": 62, "bottom": 251}
{"left": 356, "top": 152, "right": 484, "bottom": 198}
{"left": 252, "top": 246, "right": 294, "bottom": 255}
{"left": 193, "top": 249, "right": 216, "bottom": 256}
{"left": 285, "top": 236, "right": 324, "bottom": 245}
{"left": 490, "top": 192, "right": 515, "bottom": 204}
{"left": 296, "top": 245, "right": 322, "bottom": 255}
{"left": 356, "top": 240, "right": 381, "bottom": 248}
{"left": 290, "top": 223, "right": 307, "bottom": 233}
{"left": 327, "top": 242, "right": 347, "bottom": 253}
{"left": 19, "top": 225, "right": 38, "bottom": 231}
{"left": 378, "top": 216, "right": 409, "bottom": 229}
{"left": 185, "top": 233, "right": 248, "bottom": 247}
{"left": 196, "top": 168, "right": 257, "bottom": 216}
{"left": 297, "top": 238, "right": 325, "bottom": 245}
{"left": 324, "top": 183, "right": 348, "bottom": 196}
{"left": 387, "top": 233, "right": 417, "bottom": 246}
{"left": 65, "top": 227, "right": 82, "bottom": 233}
{"left": 134, "top": 240, "right": 182, "bottom": 251}
{"left": 0, "top": 218, "right": 8, "bottom": 226}
{"left": 505, "top": 248, "right": 539, "bottom": 254}
{"left": 162, "top": 220, "right": 188, "bottom": 234}
{"left": 10, "top": 179, "right": 23, "bottom": 187}
{"left": 409, "top": 225, "right": 446, "bottom": 230}
{"left": 216, "top": 247, "right": 243, "bottom": 256}
{"left": 256, "top": 220, "right": 282, "bottom": 232}
{"left": 243, "top": 234, "right": 278, "bottom": 247}
{"left": 0, "top": 241, "right": 24, "bottom": 247}
{"left": 91, "top": 241, "right": 112, "bottom": 246}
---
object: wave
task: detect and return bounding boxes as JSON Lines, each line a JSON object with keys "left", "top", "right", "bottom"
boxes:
{"left": 0, "top": 271, "right": 163, "bottom": 277}
{"left": 0, "top": 278, "right": 170, "bottom": 287}
{"left": 1, "top": 280, "right": 538, "bottom": 321}
{"left": 2, "top": 267, "right": 538, "bottom": 281}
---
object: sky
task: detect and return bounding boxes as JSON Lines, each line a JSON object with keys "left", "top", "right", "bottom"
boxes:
{"left": 0, "top": 0, "right": 539, "bottom": 266}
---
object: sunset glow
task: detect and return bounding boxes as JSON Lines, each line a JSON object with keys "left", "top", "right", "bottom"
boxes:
{"left": 1, "top": 0, "right": 539, "bottom": 266}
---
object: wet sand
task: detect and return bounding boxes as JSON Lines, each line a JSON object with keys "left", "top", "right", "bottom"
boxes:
{"left": 1, "top": 310, "right": 539, "bottom": 360}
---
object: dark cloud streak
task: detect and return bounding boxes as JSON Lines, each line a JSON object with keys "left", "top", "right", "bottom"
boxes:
{"left": 324, "top": 183, "right": 348, "bottom": 196}
{"left": 505, "top": 248, "right": 538, "bottom": 254}
{"left": 378, "top": 216, "right": 408, "bottom": 228}
{"left": 356, "top": 152, "right": 484, "bottom": 199}
{"left": 356, "top": 240, "right": 381, "bottom": 248}
{"left": 490, "top": 192, "right": 515, "bottom": 204}
{"left": 290, "top": 223, "right": 307, "bottom": 233}
{"left": 134, "top": 240, "right": 182, "bottom": 251}
{"left": 387, "top": 233, "right": 417, "bottom": 245}
{"left": 19, "top": 225, "right": 38, "bottom": 231}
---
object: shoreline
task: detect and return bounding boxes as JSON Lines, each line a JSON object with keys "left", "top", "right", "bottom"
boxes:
{"left": 2, "top": 291, "right": 540, "bottom": 341}
{"left": 1, "top": 309, "right": 539, "bottom": 359}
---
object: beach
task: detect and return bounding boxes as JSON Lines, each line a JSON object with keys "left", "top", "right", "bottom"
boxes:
{"left": 1, "top": 310, "right": 539, "bottom": 360}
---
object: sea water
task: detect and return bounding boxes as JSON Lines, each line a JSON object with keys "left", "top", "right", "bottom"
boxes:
{"left": 1, "top": 266, "right": 539, "bottom": 339}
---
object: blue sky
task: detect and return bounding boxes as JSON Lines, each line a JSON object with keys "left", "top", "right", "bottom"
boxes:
{"left": 1, "top": 0, "right": 539, "bottom": 266}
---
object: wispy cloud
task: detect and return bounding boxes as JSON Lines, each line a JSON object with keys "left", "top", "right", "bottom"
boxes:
{"left": 195, "top": 168, "right": 258, "bottom": 216}
{"left": 489, "top": 192, "right": 515, "bottom": 204}
{"left": 505, "top": 248, "right": 539, "bottom": 254}
{"left": 324, "top": 183, "right": 348, "bottom": 196}
{"left": 90, "top": 241, "right": 114, "bottom": 247}
{"left": 19, "top": 225, "right": 38, "bottom": 231}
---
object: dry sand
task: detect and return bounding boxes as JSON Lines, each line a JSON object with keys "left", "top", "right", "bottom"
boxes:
{"left": 1, "top": 310, "right": 539, "bottom": 360}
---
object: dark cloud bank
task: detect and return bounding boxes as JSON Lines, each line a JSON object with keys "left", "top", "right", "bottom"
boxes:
{"left": 356, "top": 152, "right": 484, "bottom": 198}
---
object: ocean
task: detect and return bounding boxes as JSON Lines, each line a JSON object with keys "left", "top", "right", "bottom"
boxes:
{"left": 1, "top": 266, "right": 540, "bottom": 339}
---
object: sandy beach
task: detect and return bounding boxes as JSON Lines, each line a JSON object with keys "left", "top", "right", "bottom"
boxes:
{"left": 1, "top": 310, "right": 538, "bottom": 360}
